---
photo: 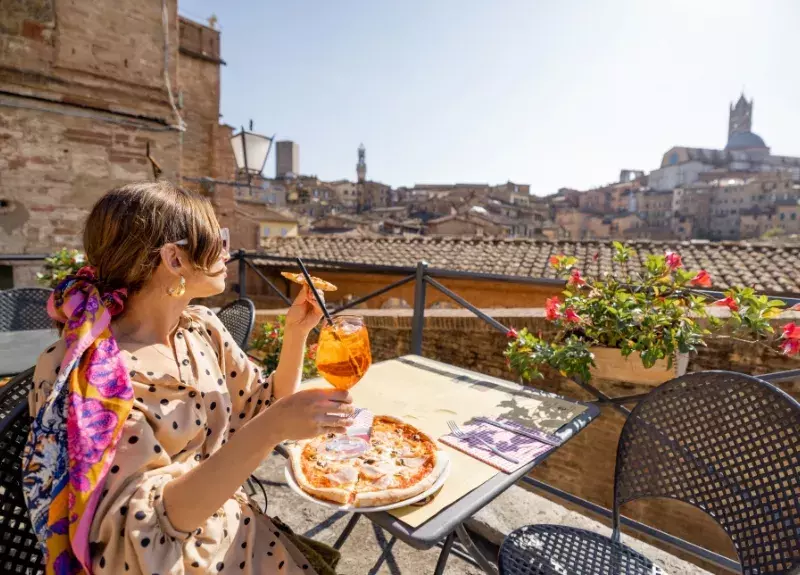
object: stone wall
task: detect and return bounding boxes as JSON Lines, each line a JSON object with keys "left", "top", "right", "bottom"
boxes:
{"left": 253, "top": 307, "right": 799, "bottom": 566}
{"left": 177, "top": 16, "right": 227, "bottom": 184}
{"left": 0, "top": 1, "right": 237, "bottom": 287}
{"left": 0, "top": 0, "right": 183, "bottom": 266}
{"left": 0, "top": 101, "right": 180, "bottom": 254}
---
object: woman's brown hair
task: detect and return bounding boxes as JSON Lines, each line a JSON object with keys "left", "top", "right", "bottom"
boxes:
{"left": 84, "top": 181, "right": 223, "bottom": 293}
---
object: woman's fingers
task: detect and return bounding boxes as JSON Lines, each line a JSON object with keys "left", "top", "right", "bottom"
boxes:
{"left": 319, "top": 414, "right": 354, "bottom": 427}
{"left": 321, "top": 389, "right": 352, "bottom": 403}
{"left": 304, "top": 285, "right": 325, "bottom": 311}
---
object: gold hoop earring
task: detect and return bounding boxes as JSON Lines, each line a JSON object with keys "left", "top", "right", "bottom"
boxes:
{"left": 167, "top": 275, "right": 186, "bottom": 297}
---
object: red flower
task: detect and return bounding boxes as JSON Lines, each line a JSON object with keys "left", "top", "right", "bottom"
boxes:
{"left": 689, "top": 270, "right": 712, "bottom": 288}
{"left": 790, "top": 303, "right": 800, "bottom": 311}
{"left": 545, "top": 297, "right": 562, "bottom": 321}
{"left": 569, "top": 269, "right": 586, "bottom": 286}
{"left": 712, "top": 297, "right": 739, "bottom": 312}
{"left": 780, "top": 338, "right": 800, "bottom": 356}
{"left": 564, "top": 308, "right": 582, "bottom": 323}
{"left": 592, "top": 252, "right": 599, "bottom": 262}
{"left": 548, "top": 255, "right": 562, "bottom": 268}
{"left": 782, "top": 322, "right": 800, "bottom": 340}
{"left": 506, "top": 328, "right": 519, "bottom": 339}
{"left": 665, "top": 251, "right": 683, "bottom": 271}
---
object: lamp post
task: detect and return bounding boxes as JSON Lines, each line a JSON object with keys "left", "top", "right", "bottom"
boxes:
{"left": 230, "top": 120, "right": 274, "bottom": 195}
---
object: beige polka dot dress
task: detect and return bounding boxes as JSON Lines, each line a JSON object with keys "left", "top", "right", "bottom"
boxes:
{"left": 30, "top": 306, "right": 317, "bottom": 574}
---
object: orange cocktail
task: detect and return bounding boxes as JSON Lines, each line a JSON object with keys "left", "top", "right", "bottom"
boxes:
{"left": 315, "top": 315, "right": 372, "bottom": 457}
{"left": 315, "top": 316, "right": 371, "bottom": 390}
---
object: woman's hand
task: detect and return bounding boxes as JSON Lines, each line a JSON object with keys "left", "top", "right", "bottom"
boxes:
{"left": 284, "top": 285, "right": 325, "bottom": 336}
{"left": 270, "top": 388, "right": 355, "bottom": 440}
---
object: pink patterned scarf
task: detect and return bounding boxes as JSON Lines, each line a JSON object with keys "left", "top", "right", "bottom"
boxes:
{"left": 22, "top": 266, "right": 131, "bottom": 575}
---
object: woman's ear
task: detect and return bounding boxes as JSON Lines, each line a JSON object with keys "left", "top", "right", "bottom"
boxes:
{"left": 159, "top": 244, "right": 184, "bottom": 277}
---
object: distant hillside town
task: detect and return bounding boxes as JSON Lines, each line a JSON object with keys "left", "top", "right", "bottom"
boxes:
{"left": 2, "top": 0, "right": 799, "bottom": 293}
{"left": 234, "top": 94, "right": 800, "bottom": 246}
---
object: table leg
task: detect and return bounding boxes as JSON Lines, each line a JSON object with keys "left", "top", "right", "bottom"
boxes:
{"left": 456, "top": 523, "right": 498, "bottom": 575}
{"left": 367, "top": 535, "right": 397, "bottom": 575}
{"left": 433, "top": 532, "right": 455, "bottom": 575}
{"left": 333, "top": 514, "right": 361, "bottom": 550}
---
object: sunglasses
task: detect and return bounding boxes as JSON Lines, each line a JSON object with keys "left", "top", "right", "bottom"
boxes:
{"left": 174, "top": 228, "right": 230, "bottom": 252}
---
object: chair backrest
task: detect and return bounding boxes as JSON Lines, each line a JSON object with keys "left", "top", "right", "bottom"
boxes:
{"left": 0, "top": 368, "right": 44, "bottom": 573}
{"left": 216, "top": 298, "right": 256, "bottom": 351}
{"left": 612, "top": 371, "right": 800, "bottom": 575}
{"left": 0, "top": 288, "right": 53, "bottom": 332}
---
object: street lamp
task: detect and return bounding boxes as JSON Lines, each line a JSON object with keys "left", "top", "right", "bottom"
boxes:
{"left": 230, "top": 120, "right": 274, "bottom": 191}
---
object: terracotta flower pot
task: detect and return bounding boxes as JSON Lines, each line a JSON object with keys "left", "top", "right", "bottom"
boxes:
{"left": 588, "top": 347, "right": 689, "bottom": 385}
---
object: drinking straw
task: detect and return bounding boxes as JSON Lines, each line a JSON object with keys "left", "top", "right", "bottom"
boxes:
{"left": 295, "top": 257, "right": 334, "bottom": 324}
{"left": 295, "top": 258, "right": 363, "bottom": 379}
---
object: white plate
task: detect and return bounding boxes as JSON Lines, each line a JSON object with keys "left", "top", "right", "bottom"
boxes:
{"left": 284, "top": 452, "right": 451, "bottom": 513}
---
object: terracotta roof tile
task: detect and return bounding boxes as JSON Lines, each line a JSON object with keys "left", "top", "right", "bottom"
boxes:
{"left": 257, "top": 237, "right": 800, "bottom": 296}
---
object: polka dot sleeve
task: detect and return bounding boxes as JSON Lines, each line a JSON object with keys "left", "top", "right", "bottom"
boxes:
{"left": 187, "top": 306, "right": 275, "bottom": 426}
{"left": 91, "top": 409, "right": 191, "bottom": 573}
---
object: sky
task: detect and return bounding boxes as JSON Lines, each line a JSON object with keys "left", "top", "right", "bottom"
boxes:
{"left": 179, "top": 0, "right": 800, "bottom": 196}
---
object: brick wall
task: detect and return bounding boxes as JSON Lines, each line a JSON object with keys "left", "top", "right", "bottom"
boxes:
{"left": 178, "top": 17, "right": 226, "bottom": 183}
{"left": 0, "top": 0, "right": 180, "bottom": 121}
{"left": 0, "top": 0, "right": 184, "bottom": 270}
{"left": 253, "top": 307, "right": 798, "bottom": 567}
{"left": 0, "top": 1, "right": 241, "bottom": 287}
{"left": 0, "top": 102, "right": 180, "bottom": 255}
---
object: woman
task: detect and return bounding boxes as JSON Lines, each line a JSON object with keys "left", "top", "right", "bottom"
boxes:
{"left": 23, "top": 181, "right": 352, "bottom": 574}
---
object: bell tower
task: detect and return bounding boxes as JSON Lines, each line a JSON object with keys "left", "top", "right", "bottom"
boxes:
{"left": 356, "top": 143, "right": 367, "bottom": 183}
{"left": 728, "top": 93, "right": 753, "bottom": 137}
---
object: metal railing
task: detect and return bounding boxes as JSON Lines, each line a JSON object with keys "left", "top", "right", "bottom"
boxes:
{"left": 4, "top": 250, "right": 799, "bottom": 571}
{"left": 229, "top": 249, "right": 800, "bottom": 572}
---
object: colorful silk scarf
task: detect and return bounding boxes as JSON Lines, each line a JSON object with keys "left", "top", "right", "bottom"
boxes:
{"left": 22, "top": 267, "right": 131, "bottom": 575}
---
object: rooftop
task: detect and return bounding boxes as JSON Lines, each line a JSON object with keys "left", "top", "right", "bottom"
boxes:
{"left": 259, "top": 236, "right": 800, "bottom": 295}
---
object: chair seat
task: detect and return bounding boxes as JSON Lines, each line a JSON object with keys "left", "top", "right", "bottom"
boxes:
{"left": 499, "top": 525, "right": 664, "bottom": 575}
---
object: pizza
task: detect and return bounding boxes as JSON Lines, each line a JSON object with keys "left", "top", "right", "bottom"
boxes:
{"left": 281, "top": 271, "right": 338, "bottom": 292}
{"left": 290, "top": 416, "right": 446, "bottom": 507}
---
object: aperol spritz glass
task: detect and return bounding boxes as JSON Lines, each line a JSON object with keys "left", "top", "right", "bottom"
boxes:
{"left": 315, "top": 315, "right": 372, "bottom": 457}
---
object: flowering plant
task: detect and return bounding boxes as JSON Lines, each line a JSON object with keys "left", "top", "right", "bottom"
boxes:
{"left": 37, "top": 248, "right": 85, "bottom": 288}
{"left": 249, "top": 315, "right": 319, "bottom": 380}
{"left": 506, "top": 242, "right": 797, "bottom": 382}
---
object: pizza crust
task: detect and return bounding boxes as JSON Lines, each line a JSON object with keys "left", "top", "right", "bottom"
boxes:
{"left": 353, "top": 452, "right": 446, "bottom": 508}
{"left": 281, "top": 271, "right": 338, "bottom": 292}
{"left": 289, "top": 443, "right": 352, "bottom": 505}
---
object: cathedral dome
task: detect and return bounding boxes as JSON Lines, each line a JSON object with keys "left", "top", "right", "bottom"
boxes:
{"left": 725, "top": 131, "right": 767, "bottom": 151}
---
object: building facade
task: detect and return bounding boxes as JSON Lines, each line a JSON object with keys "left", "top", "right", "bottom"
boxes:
{"left": 649, "top": 94, "right": 800, "bottom": 192}
{"left": 275, "top": 140, "right": 299, "bottom": 178}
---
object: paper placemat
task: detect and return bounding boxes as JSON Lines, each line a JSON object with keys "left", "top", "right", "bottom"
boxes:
{"left": 301, "top": 356, "right": 586, "bottom": 527}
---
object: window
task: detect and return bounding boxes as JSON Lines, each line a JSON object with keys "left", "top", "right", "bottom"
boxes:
{"left": 262, "top": 227, "right": 270, "bottom": 237}
{"left": 0, "top": 265, "right": 12, "bottom": 289}
{"left": 780, "top": 213, "right": 786, "bottom": 221}
{"left": 281, "top": 227, "right": 288, "bottom": 236}
{"left": 792, "top": 213, "right": 797, "bottom": 221}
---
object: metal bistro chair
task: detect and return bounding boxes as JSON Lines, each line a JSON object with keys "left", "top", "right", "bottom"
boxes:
{"left": 216, "top": 298, "right": 256, "bottom": 351}
{"left": 0, "top": 288, "right": 53, "bottom": 332}
{"left": 499, "top": 371, "right": 800, "bottom": 575}
{"left": 216, "top": 298, "right": 269, "bottom": 505}
{"left": 0, "top": 368, "right": 43, "bottom": 574}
